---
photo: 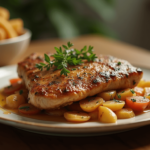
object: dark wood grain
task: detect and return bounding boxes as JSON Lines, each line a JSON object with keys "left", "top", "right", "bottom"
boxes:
{"left": 1, "top": 35, "right": 150, "bottom": 150}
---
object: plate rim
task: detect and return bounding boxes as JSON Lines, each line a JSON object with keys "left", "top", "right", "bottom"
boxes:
{"left": 0, "top": 65, "right": 150, "bottom": 134}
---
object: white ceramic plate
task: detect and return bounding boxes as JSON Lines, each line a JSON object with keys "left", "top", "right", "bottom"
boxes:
{"left": 0, "top": 65, "right": 150, "bottom": 136}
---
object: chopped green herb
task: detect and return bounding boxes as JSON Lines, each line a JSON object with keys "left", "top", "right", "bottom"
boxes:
{"left": 88, "top": 99, "right": 91, "bottom": 102}
{"left": 7, "top": 85, "right": 12, "bottom": 89}
{"left": 88, "top": 98, "right": 95, "bottom": 102}
{"left": 78, "top": 76, "right": 83, "bottom": 80}
{"left": 35, "top": 42, "right": 97, "bottom": 76}
{"left": 130, "top": 89, "right": 135, "bottom": 94}
{"left": 131, "top": 99, "right": 136, "bottom": 102}
{"left": 72, "top": 68, "right": 76, "bottom": 71}
{"left": 35, "top": 92, "right": 38, "bottom": 95}
{"left": 19, "top": 90, "right": 23, "bottom": 95}
{"left": 133, "top": 80, "right": 136, "bottom": 85}
{"left": 121, "top": 91, "right": 125, "bottom": 93}
{"left": 117, "top": 94, "right": 121, "bottom": 99}
{"left": 35, "top": 75, "right": 39, "bottom": 78}
{"left": 117, "top": 62, "right": 121, "bottom": 65}
{"left": 96, "top": 101, "right": 99, "bottom": 103}
{"left": 113, "top": 99, "right": 121, "bottom": 103}
{"left": 19, "top": 106, "right": 30, "bottom": 111}
{"left": 148, "top": 94, "right": 150, "bottom": 96}
{"left": 83, "top": 66, "right": 88, "bottom": 69}
{"left": 73, "top": 82, "right": 76, "bottom": 86}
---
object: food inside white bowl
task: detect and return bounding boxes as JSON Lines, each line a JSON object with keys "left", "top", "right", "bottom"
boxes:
{"left": 0, "top": 29, "right": 31, "bottom": 66}
{"left": 0, "top": 6, "right": 31, "bottom": 66}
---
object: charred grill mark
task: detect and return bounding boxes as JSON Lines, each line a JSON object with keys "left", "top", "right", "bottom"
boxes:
{"left": 126, "top": 74, "right": 129, "bottom": 78}
{"left": 93, "top": 77, "right": 101, "bottom": 84}
{"left": 48, "top": 81, "right": 60, "bottom": 86}
{"left": 19, "top": 54, "right": 143, "bottom": 98}
{"left": 133, "top": 80, "right": 136, "bottom": 85}
{"left": 37, "top": 56, "right": 44, "bottom": 61}
{"left": 35, "top": 75, "right": 39, "bottom": 78}
{"left": 31, "top": 78, "right": 36, "bottom": 82}
{"left": 35, "top": 92, "right": 38, "bottom": 95}
{"left": 110, "top": 72, "right": 116, "bottom": 77}
{"left": 63, "top": 88, "right": 69, "bottom": 93}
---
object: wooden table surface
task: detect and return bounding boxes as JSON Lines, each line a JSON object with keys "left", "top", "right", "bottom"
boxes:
{"left": 2, "top": 35, "right": 150, "bottom": 150}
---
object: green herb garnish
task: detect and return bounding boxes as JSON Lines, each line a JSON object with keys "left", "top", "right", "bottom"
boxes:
{"left": 117, "top": 94, "right": 121, "bottom": 99}
{"left": 73, "top": 82, "right": 76, "bottom": 86}
{"left": 19, "top": 90, "right": 23, "bottom": 95}
{"left": 130, "top": 89, "right": 135, "bottom": 94}
{"left": 35, "top": 42, "right": 97, "bottom": 76}
{"left": 19, "top": 106, "right": 30, "bottom": 111}
{"left": 117, "top": 62, "right": 121, "bottom": 65}
{"left": 83, "top": 66, "right": 88, "bottom": 69}
{"left": 7, "top": 85, "right": 12, "bottom": 89}
{"left": 148, "top": 94, "right": 150, "bottom": 96}
{"left": 131, "top": 99, "right": 136, "bottom": 102}
{"left": 113, "top": 99, "right": 121, "bottom": 103}
{"left": 133, "top": 80, "right": 136, "bottom": 85}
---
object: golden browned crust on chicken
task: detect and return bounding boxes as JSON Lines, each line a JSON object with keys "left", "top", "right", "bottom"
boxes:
{"left": 17, "top": 53, "right": 143, "bottom": 109}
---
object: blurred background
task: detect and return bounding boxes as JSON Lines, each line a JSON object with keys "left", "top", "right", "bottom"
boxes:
{"left": 1, "top": 0, "right": 150, "bottom": 50}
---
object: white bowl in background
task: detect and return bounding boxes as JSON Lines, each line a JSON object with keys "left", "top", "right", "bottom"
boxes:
{"left": 0, "top": 29, "right": 31, "bottom": 66}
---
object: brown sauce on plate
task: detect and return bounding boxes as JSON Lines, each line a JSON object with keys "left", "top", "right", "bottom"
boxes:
{"left": 0, "top": 90, "right": 149, "bottom": 123}
{"left": 0, "top": 91, "right": 66, "bottom": 122}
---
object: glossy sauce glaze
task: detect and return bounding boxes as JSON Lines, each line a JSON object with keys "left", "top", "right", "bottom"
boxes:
{"left": 17, "top": 53, "right": 143, "bottom": 110}
{"left": 0, "top": 91, "right": 66, "bottom": 122}
{"left": 0, "top": 90, "right": 149, "bottom": 123}
{"left": 18, "top": 54, "right": 142, "bottom": 97}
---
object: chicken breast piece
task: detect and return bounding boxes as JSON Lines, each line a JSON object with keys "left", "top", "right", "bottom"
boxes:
{"left": 17, "top": 53, "right": 143, "bottom": 109}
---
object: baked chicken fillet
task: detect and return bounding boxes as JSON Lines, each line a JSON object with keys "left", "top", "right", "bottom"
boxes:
{"left": 17, "top": 53, "right": 143, "bottom": 109}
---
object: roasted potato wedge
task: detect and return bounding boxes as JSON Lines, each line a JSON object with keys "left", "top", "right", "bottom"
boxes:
{"left": 15, "top": 89, "right": 28, "bottom": 100}
{"left": 0, "top": 91, "right": 6, "bottom": 107}
{"left": 6, "top": 94, "right": 26, "bottom": 109}
{"left": 137, "top": 79, "right": 150, "bottom": 88}
{"left": 115, "top": 88, "right": 135, "bottom": 100}
{"left": 97, "top": 90, "right": 116, "bottom": 101}
{"left": 103, "top": 100, "right": 125, "bottom": 111}
{"left": 79, "top": 97, "right": 103, "bottom": 112}
{"left": 98, "top": 106, "right": 117, "bottom": 123}
{"left": 115, "top": 108, "right": 135, "bottom": 119}
{"left": 64, "top": 111, "right": 90, "bottom": 122}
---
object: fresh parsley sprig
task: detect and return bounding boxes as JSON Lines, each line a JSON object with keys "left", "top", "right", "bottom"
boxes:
{"left": 35, "top": 42, "right": 97, "bottom": 76}
{"left": 35, "top": 54, "right": 52, "bottom": 71}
